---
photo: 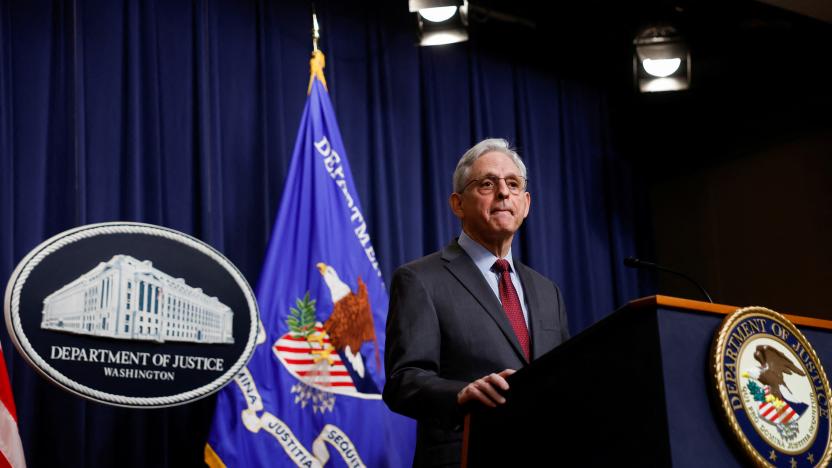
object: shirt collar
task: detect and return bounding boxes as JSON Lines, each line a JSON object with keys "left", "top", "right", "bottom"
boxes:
{"left": 458, "top": 230, "right": 516, "bottom": 273}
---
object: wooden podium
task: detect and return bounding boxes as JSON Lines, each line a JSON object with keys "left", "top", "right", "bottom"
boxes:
{"left": 461, "top": 296, "right": 832, "bottom": 467}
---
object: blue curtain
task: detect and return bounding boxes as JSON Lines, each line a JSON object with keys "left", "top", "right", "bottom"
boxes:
{"left": 0, "top": 0, "right": 650, "bottom": 466}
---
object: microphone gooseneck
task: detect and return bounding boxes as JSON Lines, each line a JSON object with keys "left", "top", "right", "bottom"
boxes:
{"left": 624, "top": 256, "right": 714, "bottom": 303}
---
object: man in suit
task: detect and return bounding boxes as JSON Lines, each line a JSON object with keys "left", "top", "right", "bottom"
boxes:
{"left": 383, "top": 138, "right": 570, "bottom": 467}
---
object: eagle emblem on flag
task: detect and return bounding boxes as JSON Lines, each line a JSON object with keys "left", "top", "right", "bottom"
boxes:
{"left": 272, "top": 263, "right": 380, "bottom": 412}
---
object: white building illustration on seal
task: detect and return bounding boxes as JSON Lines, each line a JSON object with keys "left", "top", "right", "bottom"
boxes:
{"left": 41, "top": 255, "right": 234, "bottom": 344}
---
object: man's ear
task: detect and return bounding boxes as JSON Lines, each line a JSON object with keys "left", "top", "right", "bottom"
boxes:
{"left": 449, "top": 192, "right": 464, "bottom": 219}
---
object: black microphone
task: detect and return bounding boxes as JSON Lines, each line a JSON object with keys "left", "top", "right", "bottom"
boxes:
{"left": 624, "top": 256, "right": 714, "bottom": 303}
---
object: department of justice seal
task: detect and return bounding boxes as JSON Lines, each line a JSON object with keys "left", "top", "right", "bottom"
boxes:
{"left": 712, "top": 307, "right": 832, "bottom": 467}
{"left": 3, "top": 222, "right": 259, "bottom": 408}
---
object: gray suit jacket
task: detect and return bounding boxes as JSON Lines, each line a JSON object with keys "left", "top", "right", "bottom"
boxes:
{"left": 383, "top": 239, "right": 569, "bottom": 467}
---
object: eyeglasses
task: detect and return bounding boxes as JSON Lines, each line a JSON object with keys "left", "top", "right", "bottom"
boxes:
{"left": 460, "top": 175, "right": 527, "bottom": 195}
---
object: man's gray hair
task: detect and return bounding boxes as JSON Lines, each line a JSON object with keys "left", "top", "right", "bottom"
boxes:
{"left": 452, "top": 138, "right": 528, "bottom": 193}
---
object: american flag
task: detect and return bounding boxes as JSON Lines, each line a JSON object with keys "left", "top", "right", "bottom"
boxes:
{"left": 0, "top": 344, "right": 25, "bottom": 468}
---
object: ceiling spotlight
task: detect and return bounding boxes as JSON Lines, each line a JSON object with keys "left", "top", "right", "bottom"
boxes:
{"left": 419, "top": 6, "right": 458, "bottom": 23}
{"left": 642, "top": 58, "right": 681, "bottom": 77}
{"left": 409, "top": 0, "right": 468, "bottom": 46}
{"left": 633, "top": 25, "right": 691, "bottom": 93}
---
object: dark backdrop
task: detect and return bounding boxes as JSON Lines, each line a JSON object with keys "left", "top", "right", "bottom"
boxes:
{"left": 0, "top": 0, "right": 648, "bottom": 466}
{"left": 614, "top": 1, "right": 832, "bottom": 316}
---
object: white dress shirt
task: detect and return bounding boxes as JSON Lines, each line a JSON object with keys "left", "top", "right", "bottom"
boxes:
{"left": 457, "top": 231, "right": 529, "bottom": 327}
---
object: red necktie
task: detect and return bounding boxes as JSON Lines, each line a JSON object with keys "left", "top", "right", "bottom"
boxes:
{"left": 492, "top": 259, "right": 530, "bottom": 360}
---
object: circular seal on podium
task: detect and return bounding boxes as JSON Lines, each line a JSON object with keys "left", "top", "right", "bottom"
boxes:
{"left": 4, "top": 222, "right": 259, "bottom": 408}
{"left": 712, "top": 306, "right": 832, "bottom": 467}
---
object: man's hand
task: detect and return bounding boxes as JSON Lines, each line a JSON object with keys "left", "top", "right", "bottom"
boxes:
{"left": 456, "top": 369, "right": 516, "bottom": 408}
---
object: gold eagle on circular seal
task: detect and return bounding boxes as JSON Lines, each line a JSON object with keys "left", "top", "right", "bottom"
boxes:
{"left": 711, "top": 306, "right": 832, "bottom": 467}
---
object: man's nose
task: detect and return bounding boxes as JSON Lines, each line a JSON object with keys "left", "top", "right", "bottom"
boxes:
{"left": 495, "top": 179, "right": 510, "bottom": 199}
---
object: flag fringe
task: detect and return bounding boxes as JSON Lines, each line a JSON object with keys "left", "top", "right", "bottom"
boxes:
{"left": 203, "top": 443, "right": 227, "bottom": 468}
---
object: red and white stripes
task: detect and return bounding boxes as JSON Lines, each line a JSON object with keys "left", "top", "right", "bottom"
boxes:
{"left": 273, "top": 325, "right": 358, "bottom": 393}
{"left": 758, "top": 387, "right": 799, "bottom": 425}
{"left": 0, "top": 344, "right": 25, "bottom": 468}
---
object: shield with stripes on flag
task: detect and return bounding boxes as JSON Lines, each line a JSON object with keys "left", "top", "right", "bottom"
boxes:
{"left": 275, "top": 323, "right": 356, "bottom": 391}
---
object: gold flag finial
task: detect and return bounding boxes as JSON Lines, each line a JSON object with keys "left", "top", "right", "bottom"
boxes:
{"left": 308, "top": 12, "right": 327, "bottom": 93}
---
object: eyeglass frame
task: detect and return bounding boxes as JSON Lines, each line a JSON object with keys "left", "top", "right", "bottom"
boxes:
{"left": 458, "top": 175, "right": 529, "bottom": 195}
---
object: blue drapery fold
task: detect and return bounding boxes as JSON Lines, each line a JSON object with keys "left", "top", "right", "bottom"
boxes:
{"left": 0, "top": 0, "right": 649, "bottom": 466}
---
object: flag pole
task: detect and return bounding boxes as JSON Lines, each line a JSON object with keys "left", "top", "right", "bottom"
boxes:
{"left": 308, "top": 9, "right": 327, "bottom": 93}
{"left": 312, "top": 9, "right": 320, "bottom": 52}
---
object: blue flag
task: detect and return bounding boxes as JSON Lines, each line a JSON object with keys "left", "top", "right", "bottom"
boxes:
{"left": 206, "top": 51, "right": 416, "bottom": 467}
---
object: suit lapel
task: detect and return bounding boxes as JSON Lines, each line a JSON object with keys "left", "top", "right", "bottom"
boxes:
{"left": 441, "top": 240, "right": 528, "bottom": 363}
{"left": 515, "top": 261, "right": 544, "bottom": 360}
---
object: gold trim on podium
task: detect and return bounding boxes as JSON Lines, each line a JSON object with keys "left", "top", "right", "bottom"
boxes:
{"left": 629, "top": 295, "right": 832, "bottom": 331}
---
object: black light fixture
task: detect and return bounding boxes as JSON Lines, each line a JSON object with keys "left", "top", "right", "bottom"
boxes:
{"left": 633, "top": 25, "right": 691, "bottom": 93}
{"left": 409, "top": 0, "right": 468, "bottom": 46}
